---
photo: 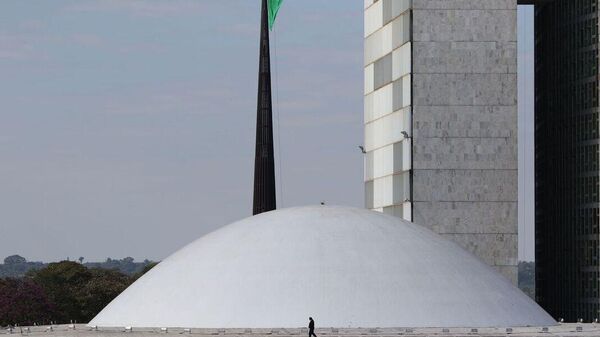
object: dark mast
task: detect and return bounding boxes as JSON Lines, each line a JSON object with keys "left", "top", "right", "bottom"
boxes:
{"left": 253, "top": 0, "right": 276, "bottom": 215}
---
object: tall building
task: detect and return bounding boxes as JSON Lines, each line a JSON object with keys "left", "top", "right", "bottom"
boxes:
{"left": 364, "top": 0, "right": 518, "bottom": 283}
{"left": 535, "top": 0, "right": 600, "bottom": 322}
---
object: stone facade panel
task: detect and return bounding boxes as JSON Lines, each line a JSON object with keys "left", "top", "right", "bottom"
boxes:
{"left": 413, "top": 9, "right": 517, "bottom": 42}
{"left": 413, "top": 73, "right": 517, "bottom": 106}
{"left": 440, "top": 233, "right": 518, "bottom": 267}
{"left": 413, "top": 169, "right": 517, "bottom": 202}
{"left": 494, "top": 265, "right": 518, "bottom": 284}
{"left": 413, "top": 41, "right": 517, "bottom": 74}
{"left": 413, "top": 137, "right": 517, "bottom": 170}
{"left": 412, "top": 0, "right": 516, "bottom": 10}
{"left": 412, "top": 201, "right": 518, "bottom": 234}
{"left": 413, "top": 106, "right": 517, "bottom": 138}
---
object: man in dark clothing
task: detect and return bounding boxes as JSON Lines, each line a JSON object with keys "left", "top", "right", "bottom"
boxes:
{"left": 308, "top": 317, "right": 317, "bottom": 337}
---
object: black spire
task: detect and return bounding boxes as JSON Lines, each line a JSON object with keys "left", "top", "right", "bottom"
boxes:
{"left": 253, "top": 0, "right": 276, "bottom": 215}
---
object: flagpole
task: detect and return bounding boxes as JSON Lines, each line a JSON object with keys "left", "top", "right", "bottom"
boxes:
{"left": 252, "top": 0, "right": 277, "bottom": 215}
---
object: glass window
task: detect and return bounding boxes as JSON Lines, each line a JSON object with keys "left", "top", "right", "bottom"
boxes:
{"left": 393, "top": 78, "right": 403, "bottom": 111}
{"left": 374, "top": 53, "right": 392, "bottom": 89}
{"left": 392, "top": 13, "right": 410, "bottom": 49}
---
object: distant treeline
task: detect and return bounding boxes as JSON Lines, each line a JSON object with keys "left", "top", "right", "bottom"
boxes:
{"left": 518, "top": 261, "right": 535, "bottom": 300}
{"left": 0, "top": 256, "right": 157, "bottom": 327}
{"left": 0, "top": 255, "right": 154, "bottom": 278}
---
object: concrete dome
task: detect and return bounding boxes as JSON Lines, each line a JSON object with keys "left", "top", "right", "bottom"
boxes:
{"left": 90, "top": 206, "right": 555, "bottom": 328}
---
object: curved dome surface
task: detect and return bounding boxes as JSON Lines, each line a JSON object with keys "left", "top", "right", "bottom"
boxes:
{"left": 91, "top": 206, "right": 555, "bottom": 328}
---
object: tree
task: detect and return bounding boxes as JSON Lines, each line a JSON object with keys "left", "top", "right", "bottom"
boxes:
{"left": 28, "top": 261, "right": 134, "bottom": 323}
{"left": 518, "top": 261, "right": 535, "bottom": 299}
{"left": 0, "top": 278, "right": 56, "bottom": 326}
{"left": 131, "top": 262, "right": 158, "bottom": 281}
{"left": 0, "top": 255, "right": 45, "bottom": 278}
{"left": 78, "top": 257, "right": 84, "bottom": 264}
{"left": 77, "top": 269, "right": 131, "bottom": 321}
{"left": 4, "top": 255, "right": 26, "bottom": 265}
{"left": 29, "top": 261, "right": 91, "bottom": 323}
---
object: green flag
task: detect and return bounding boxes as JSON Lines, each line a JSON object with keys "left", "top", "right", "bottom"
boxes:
{"left": 268, "top": 0, "right": 284, "bottom": 30}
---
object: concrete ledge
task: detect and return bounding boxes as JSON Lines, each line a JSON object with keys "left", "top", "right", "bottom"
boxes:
{"left": 4, "top": 324, "right": 599, "bottom": 337}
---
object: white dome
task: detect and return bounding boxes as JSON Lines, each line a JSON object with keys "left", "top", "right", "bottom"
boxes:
{"left": 90, "top": 206, "right": 555, "bottom": 328}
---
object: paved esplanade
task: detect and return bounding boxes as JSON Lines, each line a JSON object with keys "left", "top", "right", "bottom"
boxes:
{"left": 7, "top": 324, "right": 600, "bottom": 337}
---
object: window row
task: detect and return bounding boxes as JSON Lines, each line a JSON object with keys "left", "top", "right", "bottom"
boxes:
{"left": 364, "top": 0, "right": 410, "bottom": 38}
{"left": 365, "top": 76, "right": 411, "bottom": 123}
{"left": 365, "top": 171, "right": 410, "bottom": 209}
{"left": 544, "top": 79, "right": 599, "bottom": 111}
{"left": 575, "top": 207, "right": 600, "bottom": 236}
{"left": 365, "top": 12, "right": 410, "bottom": 66}
{"left": 557, "top": 50, "right": 599, "bottom": 81}
{"left": 577, "top": 239, "right": 599, "bottom": 270}
{"left": 364, "top": 106, "right": 411, "bottom": 151}
{"left": 364, "top": 141, "right": 411, "bottom": 181}
{"left": 372, "top": 204, "right": 411, "bottom": 221}
{"left": 575, "top": 144, "right": 599, "bottom": 173}
{"left": 575, "top": 175, "right": 599, "bottom": 204}
{"left": 574, "top": 112, "right": 599, "bottom": 142}
{"left": 365, "top": 43, "right": 411, "bottom": 94}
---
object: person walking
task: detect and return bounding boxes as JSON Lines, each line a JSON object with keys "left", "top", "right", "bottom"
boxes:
{"left": 308, "top": 317, "right": 317, "bottom": 337}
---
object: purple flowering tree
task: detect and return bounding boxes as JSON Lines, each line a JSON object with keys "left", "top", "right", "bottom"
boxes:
{"left": 0, "top": 278, "right": 56, "bottom": 326}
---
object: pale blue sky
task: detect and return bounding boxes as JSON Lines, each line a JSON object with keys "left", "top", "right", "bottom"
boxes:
{"left": 518, "top": 5, "right": 534, "bottom": 262}
{"left": 0, "top": 2, "right": 535, "bottom": 262}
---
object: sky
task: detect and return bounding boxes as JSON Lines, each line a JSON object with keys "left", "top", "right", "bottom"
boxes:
{"left": 0, "top": 1, "right": 536, "bottom": 263}
{"left": 517, "top": 6, "right": 535, "bottom": 262}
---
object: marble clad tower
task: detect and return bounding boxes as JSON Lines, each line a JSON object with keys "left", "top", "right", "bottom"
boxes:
{"left": 364, "top": 0, "right": 518, "bottom": 283}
